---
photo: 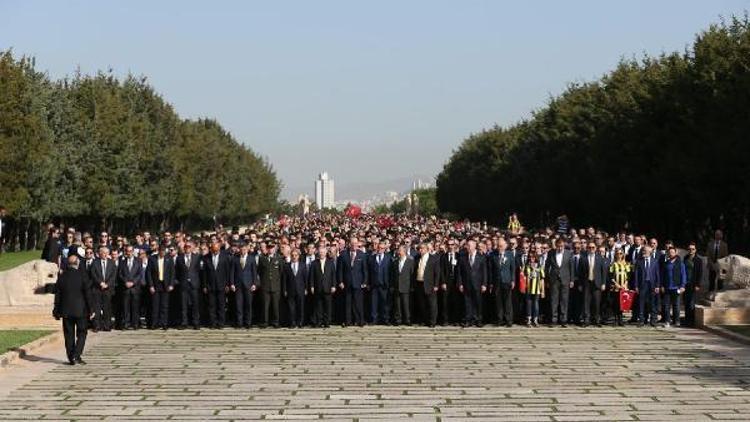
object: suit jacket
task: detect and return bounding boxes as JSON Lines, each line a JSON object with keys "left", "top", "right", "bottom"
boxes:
{"left": 440, "top": 251, "right": 459, "bottom": 288}
{"left": 118, "top": 255, "right": 144, "bottom": 289}
{"left": 89, "top": 258, "right": 117, "bottom": 291}
{"left": 489, "top": 250, "right": 516, "bottom": 287}
{"left": 545, "top": 249, "right": 574, "bottom": 285}
{"left": 203, "top": 252, "right": 233, "bottom": 291}
{"left": 457, "top": 252, "right": 487, "bottom": 291}
{"left": 683, "top": 254, "right": 704, "bottom": 287}
{"left": 233, "top": 254, "right": 258, "bottom": 289}
{"left": 53, "top": 268, "right": 94, "bottom": 319}
{"left": 337, "top": 249, "right": 369, "bottom": 289}
{"left": 415, "top": 253, "right": 441, "bottom": 294}
{"left": 282, "top": 260, "right": 308, "bottom": 297}
{"left": 258, "top": 253, "right": 283, "bottom": 293}
{"left": 392, "top": 256, "right": 415, "bottom": 293}
{"left": 368, "top": 252, "right": 392, "bottom": 289}
{"left": 634, "top": 256, "right": 661, "bottom": 288}
{"left": 175, "top": 252, "right": 202, "bottom": 289}
{"left": 146, "top": 255, "right": 176, "bottom": 291}
{"left": 577, "top": 252, "right": 608, "bottom": 289}
{"left": 310, "top": 258, "right": 336, "bottom": 294}
{"left": 706, "top": 240, "right": 729, "bottom": 263}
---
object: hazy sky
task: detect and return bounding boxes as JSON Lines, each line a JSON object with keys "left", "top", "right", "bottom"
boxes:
{"left": 2, "top": 0, "right": 747, "bottom": 198}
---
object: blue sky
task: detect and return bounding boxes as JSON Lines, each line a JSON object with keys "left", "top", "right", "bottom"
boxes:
{"left": 2, "top": 0, "right": 748, "bottom": 198}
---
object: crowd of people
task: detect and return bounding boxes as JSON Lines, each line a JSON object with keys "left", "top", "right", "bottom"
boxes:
{"left": 45, "top": 213, "right": 729, "bottom": 344}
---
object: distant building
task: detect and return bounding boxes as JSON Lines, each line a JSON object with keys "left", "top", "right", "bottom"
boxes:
{"left": 412, "top": 178, "right": 431, "bottom": 190}
{"left": 315, "top": 172, "right": 335, "bottom": 209}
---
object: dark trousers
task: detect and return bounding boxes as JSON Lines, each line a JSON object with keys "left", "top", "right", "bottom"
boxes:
{"left": 344, "top": 288, "right": 364, "bottom": 325}
{"left": 393, "top": 292, "right": 411, "bottom": 324}
{"left": 286, "top": 292, "right": 304, "bottom": 327}
{"left": 638, "top": 285, "right": 659, "bottom": 323}
{"left": 122, "top": 288, "right": 140, "bottom": 328}
{"left": 582, "top": 282, "right": 602, "bottom": 324}
{"left": 437, "top": 286, "right": 450, "bottom": 324}
{"left": 684, "top": 284, "right": 697, "bottom": 326}
{"left": 609, "top": 290, "right": 622, "bottom": 322}
{"left": 62, "top": 317, "right": 87, "bottom": 362}
{"left": 180, "top": 285, "right": 200, "bottom": 327}
{"left": 463, "top": 288, "right": 482, "bottom": 323}
{"left": 150, "top": 290, "right": 169, "bottom": 328}
{"left": 263, "top": 290, "right": 280, "bottom": 326}
{"left": 207, "top": 289, "right": 226, "bottom": 327}
{"left": 549, "top": 280, "right": 569, "bottom": 324}
{"left": 663, "top": 290, "right": 681, "bottom": 324}
{"left": 235, "top": 286, "right": 255, "bottom": 327}
{"left": 709, "top": 266, "right": 723, "bottom": 291}
{"left": 629, "top": 291, "right": 641, "bottom": 322}
{"left": 93, "top": 289, "right": 113, "bottom": 330}
{"left": 495, "top": 285, "right": 513, "bottom": 324}
{"left": 315, "top": 293, "right": 332, "bottom": 326}
{"left": 370, "top": 286, "right": 390, "bottom": 324}
{"left": 525, "top": 294, "right": 540, "bottom": 319}
{"left": 568, "top": 286, "right": 581, "bottom": 323}
{"left": 416, "top": 289, "right": 438, "bottom": 326}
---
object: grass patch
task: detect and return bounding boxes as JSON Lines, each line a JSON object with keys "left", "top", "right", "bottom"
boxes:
{"left": 0, "top": 250, "right": 41, "bottom": 272}
{"left": 720, "top": 325, "right": 750, "bottom": 338}
{"left": 0, "top": 330, "right": 54, "bottom": 354}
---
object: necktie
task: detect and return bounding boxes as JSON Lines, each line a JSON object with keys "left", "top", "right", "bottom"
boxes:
{"left": 128, "top": 258, "right": 132, "bottom": 271}
{"left": 241, "top": 256, "right": 246, "bottom": 269}
{"left": 351, "top": 251, "right": 356, "bottom": 266}
{"left": 186, "top": 254, "right": 190, "bottom": 268}
{"left": 646, "top": 258, "right": 650, "bottom": 272}
{"left": 102, "top": 260, "right": 106, "bottom": 276}
{"left": 399, "top": 259, "right": 404, "bottom": 272}
{"left": 158, "top": 258, "right": 164, "bottom": 281}
{"left": 293, "top": 262, "right": 297, "bottom": 275}
{"left": 470, "top": 254, "right": 475, "bottom": 266}
{"left": 714, "top": 242, "right": 719, "bottom": 261}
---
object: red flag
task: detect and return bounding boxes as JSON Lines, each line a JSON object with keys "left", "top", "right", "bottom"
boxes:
{"left": 377, "top": 216, "right": 394, "bottom": 229}
{"left": 619, "top": 289, "right": 635, "bottom": 311}
{"left": 345, "top": 204, "right": 362, "bottom": 218}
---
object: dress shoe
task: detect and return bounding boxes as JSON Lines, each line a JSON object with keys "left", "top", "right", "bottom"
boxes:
{"left": 75, "top": 358, "right": 87, "bottom": 365}
{"left": 67, "top": 360, "right": 76, "bottom": 366}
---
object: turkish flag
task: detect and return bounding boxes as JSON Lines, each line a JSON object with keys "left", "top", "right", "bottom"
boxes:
{"left": 619, "top": 289, "right": 635, "bottom": 311}
{"left": 377, "top": 216, "right": 394, "bottom": 229}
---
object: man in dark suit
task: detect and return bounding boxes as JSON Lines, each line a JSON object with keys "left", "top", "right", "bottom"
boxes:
{"left": 490, "top": 238, "right": 516, "bottom": 326}
{"left": 233, "top": 243, "right": 258, "bottom": 328}
{"left": 635, "top": 245, "right": 661, "bottom": 327}
{"left": 368, "top": 241, "right": 391, "bottom": 325}
{"left": 440, "top": 239, "right": 460, "bottom": 325}
{"left": 258, "top": 243, "right": 283, "bottom": 328}
{"left": 118, "top": 245, "right": 143, "bottom": 330}
{"left": 683, "top": 242, "right": 704, "bottom": 327}
{"left": 146, "top": 245, "right": 175, "bottom": 330}
{"left": 337, "top": 236, "right": 369, "bottom": 327}
{"left": 415, "top": 243, "right": 441, "bottom": 327}
{"left": 282, "top": 248, "right": 308, "bottom": 328}
{"left": 310, "top": 244, "right": 336, "bottom": 327}
{"left": 41, "top": 227, "right": 62, "bottom": 266}
{"left": 392, "top": 245, "right": 415, "bottom": 326}
{"left": 457, "top": 239, "right": 487, "bottom": 327}
{"left": 175, "top": 242, "right": 202, "bottom": 329}
{"left": 54, "top": 255, "right": 95, "bottom": 365}
{"left": 545, "top": 238, "right": 575, "bottom": 327}
{"left": 202, "top": 242, "right": 233, "bottom": 328}
{"left": 578, "top": 242, "right": 608, "bottom": 327}
{"left": 89, "top": 246, "right": 116, "bottom": 331}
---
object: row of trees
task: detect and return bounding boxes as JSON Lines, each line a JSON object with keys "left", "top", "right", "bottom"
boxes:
{"left": 436, "top": 15, "right": 750, "bottom": 253}
{"left": 0, "top": 50, "right": 280, "bottom": 250}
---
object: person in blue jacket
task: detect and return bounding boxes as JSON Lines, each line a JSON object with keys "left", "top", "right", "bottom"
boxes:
{"left": 660, "top": 245, "right": 686, "bottom": 327}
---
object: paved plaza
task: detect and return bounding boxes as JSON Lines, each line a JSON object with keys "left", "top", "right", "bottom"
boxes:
{"left": 1, "top": 326, "right": 750, "bottom": 421}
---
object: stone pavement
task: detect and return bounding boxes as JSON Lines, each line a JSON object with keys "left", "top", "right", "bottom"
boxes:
{"left": 1, "top": 326, "right": 750, "bottom": 421}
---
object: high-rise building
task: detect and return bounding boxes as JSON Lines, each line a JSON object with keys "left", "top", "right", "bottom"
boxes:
{"left": 315, "top": 172, "right": 335, "bottom": 209}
